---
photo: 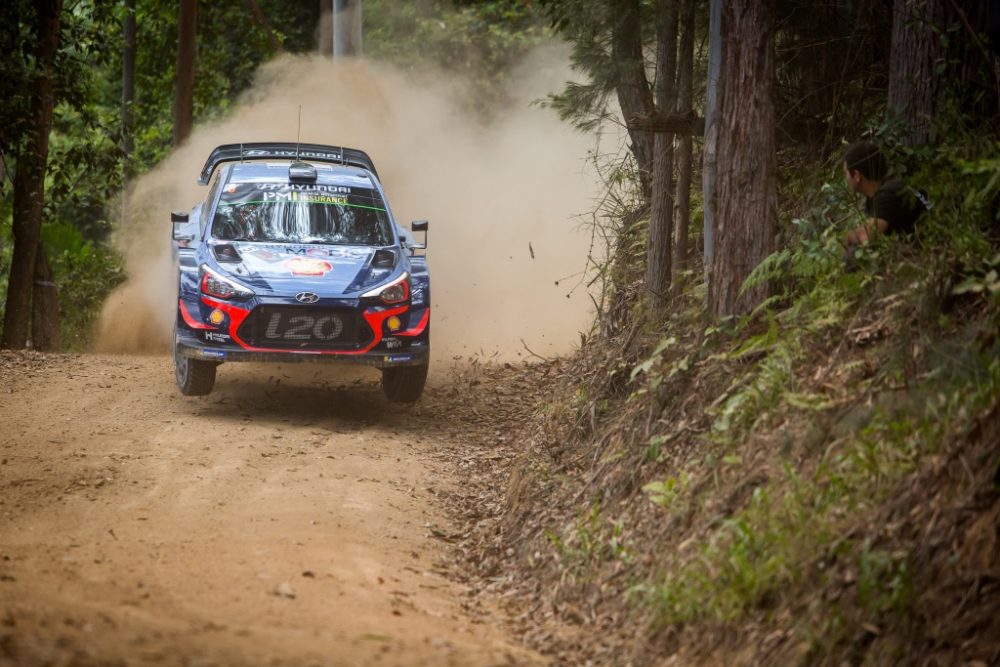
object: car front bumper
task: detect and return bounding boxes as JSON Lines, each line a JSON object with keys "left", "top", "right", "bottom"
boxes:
{"left": 175, "top": 295, "right": 430, "bottom": 368}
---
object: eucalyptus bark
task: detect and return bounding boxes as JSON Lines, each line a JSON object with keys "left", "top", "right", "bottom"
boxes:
{"left": 611, "top": 0, "right": 655, "bottom": 197}
{"left": 647, "top": 0, "right": 678, "bottom": 310}
{"left": 672, "top": 0, "right": 695, "bottom": 290}
{"left": 173, "top": 0, "right": 197, "bottom": 147}
{"left": 888, "top": 0, "right": 944, "bottom": 146}
{"left": 31, "top": 244, "right": 60, "bottom": 351}
{"left": 122, "top": 0, "right": 135, "bottom": 224}
{"left": 709, "top": 0, "right": 776, "bottom": 319}
{"left": 1, "top": 0, "right": 62, "bottom": 350}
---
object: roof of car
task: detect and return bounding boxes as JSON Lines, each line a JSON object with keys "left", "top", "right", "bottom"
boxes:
{"left": 199, "top": 142, "right": 379, "bottom": 184}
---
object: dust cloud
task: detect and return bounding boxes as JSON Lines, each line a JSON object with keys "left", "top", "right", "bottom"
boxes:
{"left": 96, "top": 45, "right": 600, "bottom": 362}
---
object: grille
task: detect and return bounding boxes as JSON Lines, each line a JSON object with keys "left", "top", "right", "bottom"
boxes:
{"left": 237, "top": 305, "right": 370, "bottom": 350}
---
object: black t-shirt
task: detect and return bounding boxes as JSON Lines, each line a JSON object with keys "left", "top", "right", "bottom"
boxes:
{"left": 865, "top": 178, "right": 927, "bottom": 235}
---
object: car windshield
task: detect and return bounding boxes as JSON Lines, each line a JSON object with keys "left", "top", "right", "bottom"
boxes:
{"left": 212, "top": 181, "right": 393, "bottom": 246}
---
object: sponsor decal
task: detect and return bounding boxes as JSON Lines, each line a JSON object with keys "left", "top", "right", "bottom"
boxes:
{"left": 244, "top": 149, "right": 343, "bottom": 160}
{"left": 204, "top": 331, "right": 231, "bottom": 343}
{"left": 258, "top": 183, "right": 352, "bottom": 193}
{"left": 283, "top": 246, "right": 368, "bottom": 260}
{"left": 201, "top": 349, "right": 227, "bottom": 359}
{"left": 303, "top": 194, "right": 349, "bottom": 205}
{"left": 208, "top": 309, "right": 225, "bottom": 325}
{"left": 384, "top": 337, "right": 402, "bottom": 350}
{"left": 259, "top": 190, "right": 354, "bottom": 205}
{"left": 284, "top": 257, "right": 333, "bottom": 276}
{"left": 384, "top": 354, "right": 412, "bottom": 363}
{"left": 238, "top": 247, "right": 278, "bottom": 260}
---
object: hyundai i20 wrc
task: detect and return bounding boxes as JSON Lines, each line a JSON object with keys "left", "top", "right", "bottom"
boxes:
{"left": 171, "top": 142, "right": 430, "bottom": 402}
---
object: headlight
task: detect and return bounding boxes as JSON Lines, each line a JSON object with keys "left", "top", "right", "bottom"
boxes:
{"left": 362, "top": 272, "right": 409, "bottom": 304}
{"left": 200, "top": 265, "right": 255, "bottom": 300}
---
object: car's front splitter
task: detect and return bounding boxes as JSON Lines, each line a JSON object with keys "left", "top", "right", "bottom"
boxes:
{"left": 174, "top": 334, "right": 429, "bottom": 368}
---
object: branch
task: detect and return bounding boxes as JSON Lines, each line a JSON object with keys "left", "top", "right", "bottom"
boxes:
{"left": 245, "top": 0, "right": 283, "bottom": 54}
{"left": 627, "top": 110, "right": 705, "bottom": 135}
{"left": 520, "top": 338, "right": 552, "bottom": 363}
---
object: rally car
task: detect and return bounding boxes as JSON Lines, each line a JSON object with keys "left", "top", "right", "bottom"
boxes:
{"left": 171, "top": 142, "right": 430, "bottom": 402}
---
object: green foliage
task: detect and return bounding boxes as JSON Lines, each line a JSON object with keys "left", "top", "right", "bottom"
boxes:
{"left": 634, "top": 127, "right": 1000, "bottom": 640}
{"left": 536, "top": 0, "right": 624, "bottom": 133}
{"left": 547, "top": 499, "right": 632, "bottom": 576}
{"left": 126, "top": 0, "right": 317, "bottom": 170}
{"left": 41, "top": 221, "right": 125, "bottom": 350}
{"left": 364, "top": 0, "right": 549, "bottom": 117}
{"left": 642, "top": 472, "right": 689, "bottom": 511}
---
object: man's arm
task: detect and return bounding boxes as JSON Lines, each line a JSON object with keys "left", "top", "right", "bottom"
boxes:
{"left": 845, "top": 217, "right": 889, "bottom": 245}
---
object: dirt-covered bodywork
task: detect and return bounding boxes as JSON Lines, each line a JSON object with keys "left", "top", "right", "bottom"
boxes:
{"left": 171, "top": 143, "right": 430, "bottom": 401}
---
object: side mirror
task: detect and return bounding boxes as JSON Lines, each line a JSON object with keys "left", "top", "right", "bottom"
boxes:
{"left": 172, "top": 210, "right": 194, "bottom": 243}
{"left": 410, "top": 220, "right": 428, "bottom": 250}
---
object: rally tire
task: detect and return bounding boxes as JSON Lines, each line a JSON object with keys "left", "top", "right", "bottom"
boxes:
{"left": 174, "top": 349, "right": 218, "bottom": 396}
{"left": 381, "top": 364, "right": 428, "bottom": 403}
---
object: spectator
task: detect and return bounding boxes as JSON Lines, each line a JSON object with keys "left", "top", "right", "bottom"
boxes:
{"left": 842, "top": 141, "right": 928, "bottom": 267}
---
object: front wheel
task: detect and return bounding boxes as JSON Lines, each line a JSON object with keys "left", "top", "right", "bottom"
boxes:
{"left": 381, "top": 364, "right": 428, "bottom": 403}
{"left": 174, "top": 348, "right": 218, "bottom": 396}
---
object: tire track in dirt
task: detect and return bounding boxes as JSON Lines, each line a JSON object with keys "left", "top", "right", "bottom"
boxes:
{"left": 0, "top": 352, "right": 543, "bottom": 666}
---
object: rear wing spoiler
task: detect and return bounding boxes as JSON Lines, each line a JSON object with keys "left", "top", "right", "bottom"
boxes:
{"left": 198, "top": 142, "right": 379, "bottom": 185}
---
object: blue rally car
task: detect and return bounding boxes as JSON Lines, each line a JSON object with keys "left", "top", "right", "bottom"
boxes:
{"left": 171, "top": 142, "right": 430, "bottom": 402}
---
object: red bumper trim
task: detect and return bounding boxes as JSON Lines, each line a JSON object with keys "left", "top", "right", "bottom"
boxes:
{"left": 396, "top": 308, "right": 430, "bottom": 337}
{"left": 179, "top": 299, "right": 216, "bottom": 330}
{"left": 200, "top": 296, "right": 408, "bottom": 356}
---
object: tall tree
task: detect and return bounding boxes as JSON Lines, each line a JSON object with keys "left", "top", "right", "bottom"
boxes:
{"left": 332, "top": 0, "right": 363, "bottom": 57}
{"left": 672, "top": 0, "right": 694, "bottom": 291}
{"left": 611, "top": 0, "right": 655, "bottom": 195}
{"left": 1, "top": 0, "right": 63, "bottom": 350}
{"left": 122, "top": 0, "right": 136, "bottom": 223}
{"left": 888, "top": 0, "right": 998, "bottom": 145}
{"left": 31, "top": 245, "right": 59, "bottom": 350}
{"left": 173, "top": 0, "right": 197, "bottom": 147}
{"left": 709, "top": 0, "right": 776, "bottom": 318}
{"left": 545, "top": 0, "right": 702, "bottom": 310}
{"left": 647, "top": 0, "right": 678, "bottom": 310}
{"left": 888, "top": 0, "right": 944, "bottom": 146}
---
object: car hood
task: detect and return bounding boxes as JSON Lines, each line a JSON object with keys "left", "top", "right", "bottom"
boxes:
{"left": 217, "top": 242, "right": 392, "bottom": 296}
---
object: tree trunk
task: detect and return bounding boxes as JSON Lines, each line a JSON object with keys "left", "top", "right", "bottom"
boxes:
{"left": 332, "top": 0, "right": 363, "bottom": 58}
{"left": 31, "top": 243, "right": 60, "bottom": 351}
{"left": 1, "top": 0, "right": 62, "bottom": 350}
{"left": 672, "top": 0, "right": 695, "bottom": 291}
{"left": 702, "top": 0, "right": 723, "bottom": 292}
{"left": 888, "top": 0, "right": 945, "bottom": 146}
{"left": 647, "top": 0, "right": 678, "bottom": 310}
{"left": 173, "top": 0, "right": 197, "bottom": 147}
{"left": 122, "top": 0, "right": 135, "bottom": 224}
{"left": 709, "top": 0, "right": 776, "bottom": 319}
{"left": 611, "top": 0, "right": 655, "bottom": 198}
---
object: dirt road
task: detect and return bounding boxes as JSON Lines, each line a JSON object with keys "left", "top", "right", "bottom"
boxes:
{"left": 0, "top": 352, "right": 542, "bottom": 667}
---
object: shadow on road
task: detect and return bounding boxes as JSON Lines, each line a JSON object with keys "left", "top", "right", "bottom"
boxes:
{"left": 173, "top": 361, "right": 441, "bottom": 433}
